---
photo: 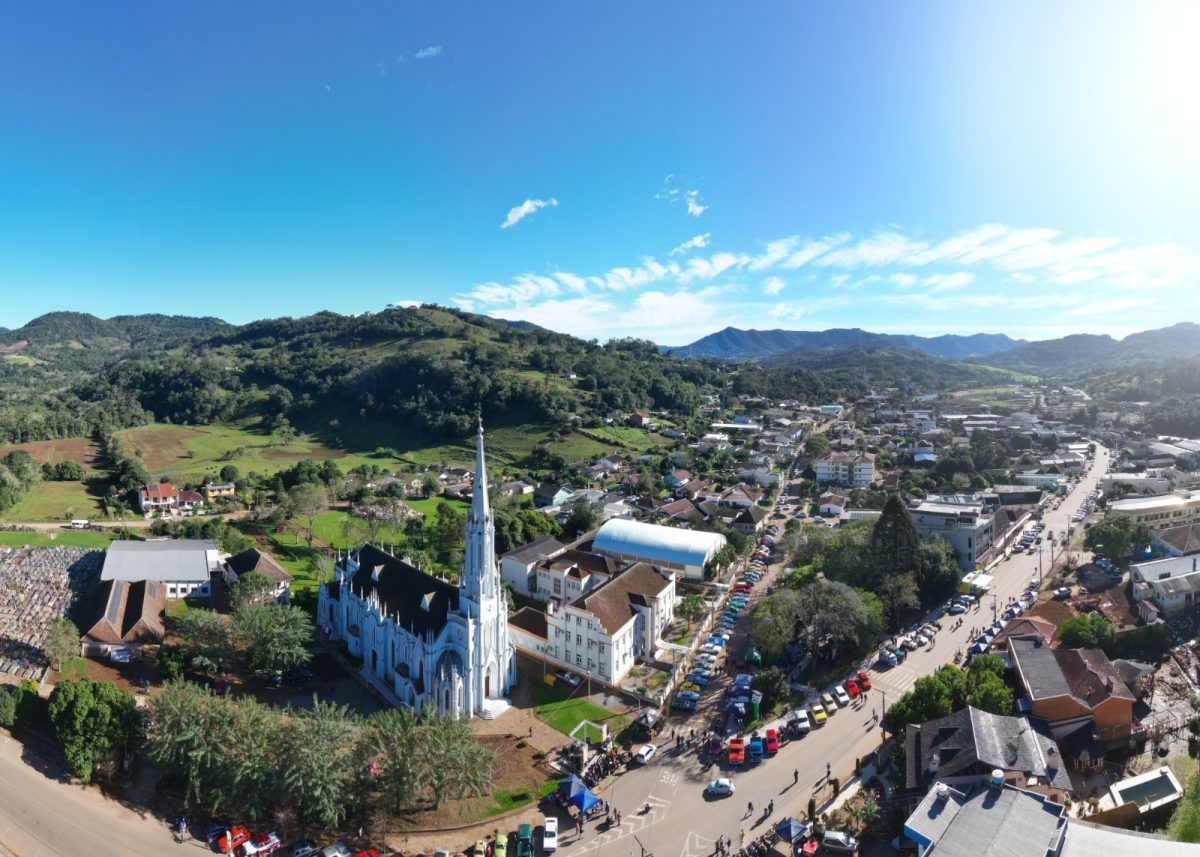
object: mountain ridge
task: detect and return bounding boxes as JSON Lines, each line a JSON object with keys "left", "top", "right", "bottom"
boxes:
{"left": 669, "top": 326, "right": 1024, "bottom": 361}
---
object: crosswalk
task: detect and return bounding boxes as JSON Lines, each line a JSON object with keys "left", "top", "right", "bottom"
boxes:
{"left": 870, "top": 663, "right": 924, "bottom": 696}
{"left": 570, "top": 795, "right": 673, "bottom": 856}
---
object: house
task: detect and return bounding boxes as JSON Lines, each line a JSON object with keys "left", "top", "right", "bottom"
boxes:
{"left": 665, "top": 469, "right": 692, "bottom": 489}
{"left": 139, "top": 482, "right": 179, "bottom": 515}
{"left": 201, "top": 482, "right": 237, "bottom": 502}
{"left": 502, "top": 480, "right": 535, "bottom": 497}
{"left": 627, "top": 411, "right": 651, "bottom": 428}
{"left": 731, "top": 504, "right": 768, "bottom": 535}
{"left": 1151, "top": 523, "right": 1200, "bottom": 557}
{"left": 738, "top": 467, "right": 782, "bottom": 488}
{"left": 592, "top": 517, "right": 726, "bottom": 580}
{"left": 989, "top": 484, "right": 1044, "bottom": 509}
{"left": 1131, "top": 554, "right": 1200, "bottom": 617}
{"left": 819, "top": 404, "right": 844, "bottom": 417}
{"left": 101, "top": 539, "right": 221, "bottom": 599}
{"left": 177, "top": 490, "right": 205, "bottom": 514}
{"left": 500, "top": 535, "right": 566, "bottom": 597}
{"left": 718, "top": 482, "right": 764, "bottom": 509}
{"left": 814, "top": 451, "right": 877, "bottom": 489}
{"left": 508, "top": 562, "right": 675, "bottom": 687}
{"left": 903, "top": 706, "right": 1071, "bottom": 798}
{"left": 534, "top": 481, "right": 574, "bottom": 508}
{"left": 661, "top": 497, "right": 707, "bottom": 524}
{"left": 223, "top": 547, "right": 293, "bottom": 604}
{"left": 905, "top": 778, "right": 1198, "bottom": 857}
{"left": 988, "top": 615, "right": 1058, "bottom": 652}
{"left": 818, "top": 493, "right": 848, "bottom": 517}
{"left": 81, "top": 579, "right": 166, "bottom": 657}
{"left": 1008, "top": 635, "right": 1135, "bottom": 745}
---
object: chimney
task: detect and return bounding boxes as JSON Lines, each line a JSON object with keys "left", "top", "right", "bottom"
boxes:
{"left": 928, "top": 752, "right": 941, "bottom": 775}
{"left": 991, "top": 769, "right": 1004, "bottom": 788}
{"left": 936, "top": 783, "right": 950, "bottom": 803}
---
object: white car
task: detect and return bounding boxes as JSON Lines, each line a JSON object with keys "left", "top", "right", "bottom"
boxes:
{"left": 790, "top": 709, "right": 812, "bottom": 735}
{"left": 948, "top": 603, "right": 966, "bottom": 615}
{"left": 706, "top": 778, "right": 736, "bottom": 796}
{"left": 822, "top": 831, "right": 858, "bottom": 854}
{"left": 699, "top": 643, "right": 722, "bottom": 655}
{"left": 833, "top": 685, "right": 851, "bottom": 707}
{"left": 542, "top": 817, "right": 558, "bottom": 852}
{"left": 635, "top": 743, "right": 658, "bottom": 764}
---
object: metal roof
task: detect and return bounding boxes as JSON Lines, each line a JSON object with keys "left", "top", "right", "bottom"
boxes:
{"left": 592, "top": 518, "right": 725, "bottom": 569}
{"left": 1061, "top": 818, "right": 1200, "bottom": 857}
{"left": 906, "top": 783, "right": 1066, "bottom": 857}
{"left": 101, "top": 539, "right": 218, "bottom": 583}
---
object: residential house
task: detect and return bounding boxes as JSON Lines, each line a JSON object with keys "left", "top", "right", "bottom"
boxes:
{"left": 177, "top": 490, "right": 205, "bottom": 515}
{"left": 665, "top": 469, "right": 692, "bottom": 489}
{"left": 201, "top": 481, "right": 237, "bottom": 503}
{"left": 988, "top": 615, "right": 1058, "bottom": 653}
{"left": 818, "top": 493, "right": 848, "bottom": 517}
{"left": 1131, "top": 554, "right": 1200, "bottom": 617}
{"left": 903, "top": 706, "right": 1071, "bottom": 798}
{"left": 731, "top": 504, "right": 767, "bottom": 535}
{"left": 501, "top": 480, "right": 535, "bottom": 497}
{"left": 139, "top": 482, "right": 179, "bottom": 515}
{"left": 1151, "top": 523, "right": 1200, "bottom": 557}
{"left": 718, "top": 482, "right": 764, "bottom": 509}
{"left": 814, "top": 451, "right": 877, "bottom": 489}
{"left": 627, "top": 411, "right": 651, "bottom": 428}
{"left": 1008, "top": 635, "right": 1136, "bottom": 745}
{"left": 500, "top": 535, "right": 567, "bottom": 597}
{"left": 661, "top": 497, "right": 707, "bottom": 524}
{"left": 534, "top": 481, "right": 574, "bottom": 508}
{"left": 508, "top": 561, "right": 675, "bottom": 687}
{"left": 223, "top": 547, "right": 293, "bottom": 603}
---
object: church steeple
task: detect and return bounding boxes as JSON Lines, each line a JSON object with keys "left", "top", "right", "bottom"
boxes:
{"left": 469, "top": 418, "right": 490, "bottom": 525}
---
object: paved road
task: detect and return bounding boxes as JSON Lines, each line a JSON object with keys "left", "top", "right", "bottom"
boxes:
{"left": 560, "top": 447, "right": 1111, "bottom": 856}
{"left": 0, "top": 449, "right": 1109, "bottom": 857}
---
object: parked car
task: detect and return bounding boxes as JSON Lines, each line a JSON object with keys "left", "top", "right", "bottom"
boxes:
{"left": 676, "top": 690, "right": 700, "bottom": 702}
{"left": 680, "top": 681, "right": 702, "bottom": 693}
{"left": 856, "top": 670, "right": 871, "bottom": 691}
{"left": 832, "top": 686, "right": 851, "bottom": 707}
{"left": 516, "top": 825, "right": 533, "bottom": 857}
{"left": 958, "top": 594, "right": 977, "bottom": 606}
{"left": 554, "top": 669, "right": 582, "bottom": 687}
{"left": 948, "top": 602, "right": 966, "bottom": 615}
{"left": 790, "top": 709, "right": 811, "bottom": 735}
{"left": 844, "top": 678, "right": 861, "bottom": 697}
{"left": 748, "top": 735, "right": 764, "bottom": 764}
{"left": 218, "top": 828, "right": 252, "bottom": 854}
{"left": 288, "top": 842, "right": 318, "bottom": 857}
{"left": 542, "top": 817, "right": 558, "bottom": 853}
{"left": 706, "top": 777, "right": 736, "bottom": 796}
{"left": 1054, "top": 587, "right": 1072, "bottom": 599}
{"left": 241, "top": 832, "right": 282, "bottom": 856}
{"left": 673, "top": 697, "right": 697, "bottom": 711}
{"left": 809, "top": 703, "right": 828, "bottom": 725}
{"left": 822, "top": 830, "right": 859, "bottom": 853}
{"left": 685, "top": 673, "right": 710, "bottom": 686}
{"left": 765, "top": 728, "right": 780, "bottom": 754}
{"left": 318, "top": 843, "right": 351, "bottom": 857}
{"left": 727, "top": 737, "right": 746, "bottom": 765}
{"left": 821, "top": 692, "right": 838, "bottom": 712}
{"left": 878, "top": 648, "right": 897, "bottom": 667}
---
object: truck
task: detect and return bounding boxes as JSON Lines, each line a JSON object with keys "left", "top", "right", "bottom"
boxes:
{"left": 748, "top": 735, "right": 764, "bottom": 764}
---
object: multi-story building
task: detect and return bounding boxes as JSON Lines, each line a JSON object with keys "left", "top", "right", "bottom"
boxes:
{"left": 909, "top": 495, "right": 996, "bottom": 572}
{"left": 508, "top": 562, "right": 675, "bottom": 687}
{"left": 592, "top": 518, "right": 726, "bottom": 581}
{"left": 1108, "top": 490, "right": 1200, "bottom": 531}
{"left": 814, "top": 451, "right": 877, "bottom": 489}
{"left": 139, "top": 482, "right": 178, "bottom": 515}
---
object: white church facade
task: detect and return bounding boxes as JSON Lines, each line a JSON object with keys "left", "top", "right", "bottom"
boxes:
{"left": 317, "top": 424, "right": 516, "bottom": 718}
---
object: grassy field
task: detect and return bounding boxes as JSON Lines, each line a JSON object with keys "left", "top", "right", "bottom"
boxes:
{"left": 0, "top": 436, "right": 100, "bottom": 467}
{"left": 7, "top": 480, "right": 107, "bottom": 521}
{"left": 953, "top": 385, "right": 1040, "bottom": 409}
{"left": 531, "top": 680, "right": 631, "bottom": 741}
{"left": 0, "top": 529, "right": 114, "bottom": 548}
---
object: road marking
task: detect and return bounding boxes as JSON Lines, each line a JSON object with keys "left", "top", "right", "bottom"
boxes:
{"left": 659, "top": 771, "right": 680, "bottom": 787}
{"left": 571, "top": 797, "right": 672, "bottom": 855}
{"left": 679, "top": 830, "right": 720, "bottom": 857}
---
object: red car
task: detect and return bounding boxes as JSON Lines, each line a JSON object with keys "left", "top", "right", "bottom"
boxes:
{"left": 845, "top": 679, "right": 861, "bottom": 697}
{"left": 764, "top": 728, "right": 780, "bottom": 754}
{"left": 216, "top": 827, "right": 251, "bottom": 854}
{"left": 857, "top": 670, "right": 872, "bottom": 691}
{"left": 240, "top": 832, "right": 281, "bottom": 856}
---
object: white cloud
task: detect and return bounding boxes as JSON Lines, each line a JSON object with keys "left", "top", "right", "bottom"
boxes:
{"left": 685, "top": 190, "right": 707, "bottom": 217}
{"left": 890, "top": 273, "right": 918, "bottom": 287}
{"left": 669, "top": 233, "right": 711, "bottom": 256}
{"left": 780, "top": 234, "right": 851, "bottom": 269}
{"left": 414, "top": 45, "right": 443, "bottom": 59}
{"left": 500, "top": 197, "right": 558, "bottom": 229}
{"left": 762, "top": 276, "right": 786, "bottom": 295}
{"left": 768, "top": 302, "right": 806, "bottom": 322}
{"left": 388, "top": 300, "right": 421, "bottom": 308}
{"left": 1060, "top": 297, "right": 1155, "bottom": 317}
{"left": 1009, "top": 272, "right": 1036, "bottom": 283}
{"left": 922, "top": 272, "right": 974, "bottom": 292}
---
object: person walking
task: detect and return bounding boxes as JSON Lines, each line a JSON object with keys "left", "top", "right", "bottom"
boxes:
{"left": 747, "top": 800, "right": 754, "bottom": 817}
{"left": 826, "top": 761, "right": 831, "bottom": 778}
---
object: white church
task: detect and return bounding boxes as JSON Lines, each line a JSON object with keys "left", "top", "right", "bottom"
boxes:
{"left": 318, "top": 423, "right": 515, "bottom": 718}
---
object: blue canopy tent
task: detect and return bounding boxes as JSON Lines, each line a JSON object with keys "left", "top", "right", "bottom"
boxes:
{"left": 558, "top": 775, "right": 601, "bottom": 813}
{"left": 775, "top": 817, "right": 808, "bottom": 844}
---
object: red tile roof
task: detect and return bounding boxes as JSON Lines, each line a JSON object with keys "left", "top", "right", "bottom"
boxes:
{"left": 142, "top": 483, "right": 178, "bottom": 499}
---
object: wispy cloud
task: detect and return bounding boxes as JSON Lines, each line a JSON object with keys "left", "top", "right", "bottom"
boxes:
{"left": 669, "top": 233, "right": 711, "bottom": 256}
{"left": 685, "top": 190, "right": 707, "bottom": 217}
{"left": 500, "top": 197, "right": 558, "bottom": 230}
{"left": 414, "top": 45, "right": 443, "bottom": 60}
{"left": 656, "top": 175, "right": 708, "bottom": 216}
{"left": 762, "top": 276, "right": 786, "bottom": 295}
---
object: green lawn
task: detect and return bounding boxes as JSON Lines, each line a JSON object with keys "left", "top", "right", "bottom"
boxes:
{"left": 486, "top": 780, "right": 559, "bottom": 816}
{"left": 7, "top": 480, "right": 107, "bottom": 521}
{"left": 57, "top": 656, "right": 88, "bottom": 679}
{"left": 0, "top": 529, "right": 114, "bottom": 548}
{"left": 531, "top": 680, "right": 630, "bottom": 740}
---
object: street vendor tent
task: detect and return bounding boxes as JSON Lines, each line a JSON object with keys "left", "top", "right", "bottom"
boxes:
{"left": 558, "top": 775, "right": 601, "bottom": 813}
{"left": 775, "top": 817, "right": 808, "bottom": 844}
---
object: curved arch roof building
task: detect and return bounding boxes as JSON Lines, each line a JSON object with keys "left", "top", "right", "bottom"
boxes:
{"left": 593, "top": 518, "right": 725, "bottom": 580}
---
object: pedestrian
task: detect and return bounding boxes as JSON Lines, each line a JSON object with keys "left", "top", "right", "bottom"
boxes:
{"left": 826, "top": 761, "right": 831, "bottom": 778}
{"left": 604, "top": 799, "right": 610, "bottom": 815}
{"left": 872, "top": 707, "right": 877, "bottom": 722}
{"left": 740, "top": 830, "right": 745, "bottom": 846}
{"left": 794, "top": 768, "right": 799, "bottom": 784}
{"left": 528, "top": 725, "right": 534, "bottom": 738}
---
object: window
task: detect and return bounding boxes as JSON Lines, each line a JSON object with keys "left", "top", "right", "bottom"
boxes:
{"left": 576, "top": 654, "right": 582, "bottom": 666}
{"left": 553, "top": 579, "right": 562, "bottom": 594}
{"left": 576, "top": 634, "right": 582, "bottom": 645}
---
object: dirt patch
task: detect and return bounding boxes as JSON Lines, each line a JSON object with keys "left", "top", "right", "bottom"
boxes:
{"left": 115, "top": 425, "right": 206, "bottom": 471}
{"left": 48, "top": 651, "right": 160, "bottom": 693}
{"left": 0, "top": 437, "right": 100, "bottom": 468}
{"left": 394, "top": 734, "right": 554, "bottom": 833}
{"left": 1026, "top": 598, "right": 1077, "bottom": 632}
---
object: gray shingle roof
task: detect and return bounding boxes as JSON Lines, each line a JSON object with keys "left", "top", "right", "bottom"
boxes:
{"left": 101, "top": 539, "right": 217, "bottom": 584}
{"left": 905, "top": 783, "right": 1066, "bottom": 857}
{"left": 502, "top": 535, "right": 565, "bottom": 564}
{"left": 1060, "top": 818, "right": 1200, "bottom": 857}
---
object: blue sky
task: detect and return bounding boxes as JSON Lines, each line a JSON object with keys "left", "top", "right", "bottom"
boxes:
{"left": 1, "top": 2, "right": 1198, "bottom": 344}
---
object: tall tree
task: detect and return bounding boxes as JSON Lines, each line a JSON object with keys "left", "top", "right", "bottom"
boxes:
{"left": 230, "top": 604, "right": 314, "bottom": 672}
{"left": 228, "top": 570, "right": 276, "bottom": 609}
{"left": 288, "top": 483, "right": 328, "bottom": 549}
{"left": 748, "top": 590, "right": 801, "bottom": 662}
{"left": 43, "top": 617, "right": 81, "bottom": 671}
{"left": 173, "top": 608, "right": 231, "bottom": 673}
{"left": 48, "top": 679, "right": 140, "bottom": 782}
{"left": 279, "top": 698, "right": 359, "bottom": 830}
{"left": 870, "top": 494, "right": 921, "bottom": 578}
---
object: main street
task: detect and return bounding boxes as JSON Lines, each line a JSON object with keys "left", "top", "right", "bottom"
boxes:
{"left": 562, "top": 446, "right": 1112, "bottom": 857}
{"left": 0, "top": 449, "right": 1110, "bottom": 857}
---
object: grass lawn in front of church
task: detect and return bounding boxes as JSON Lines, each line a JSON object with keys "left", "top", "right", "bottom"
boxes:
{"left": 531, "top": 679, "right": 631, "bottom": 742}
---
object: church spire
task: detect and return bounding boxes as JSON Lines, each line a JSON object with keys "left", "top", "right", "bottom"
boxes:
{"left": 470, "top": 418, "right": 490, "bottom": 524}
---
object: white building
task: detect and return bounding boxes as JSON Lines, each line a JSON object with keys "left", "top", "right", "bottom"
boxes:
{"left": 1131, "top": 554, "right": 1200, "bottom": 617}
{"left": 317, "top": 424, "right": 515, "bottom": 718}
{"left": 819, "top": 404, "right": 844, "bottom": 417}
{"left": 814, "top": 451, "right": 877, "bottom": 489}
{"left": 508, "top": 562, "right": 675, "bottom": 687}
{"left": 592, "top": 518, "right": 726, "bottom": 581}
{"left": 909, "top": 495, "right": 996, "bottom": 572}
{"left": 101, "top": 539, "right": 220, "bottom": 599}
{"left": 1109, "top": 490, "right": 1200, "bottom": 530}
{"left": 499, "top": 535, "right": 566, "bottom": 597}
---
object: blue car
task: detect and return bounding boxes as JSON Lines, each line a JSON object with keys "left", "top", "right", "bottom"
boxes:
{"left": 677, "top": 690, "right": 701, "bottom": 702}
{"left": 673, "top": 697, "right": 697, "bottom": 711}
{"left": 686, "top": 673, "right": 710, "bottom": 686}
{"left": 703, "top": 637, "right": 727, "bottom": 647}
